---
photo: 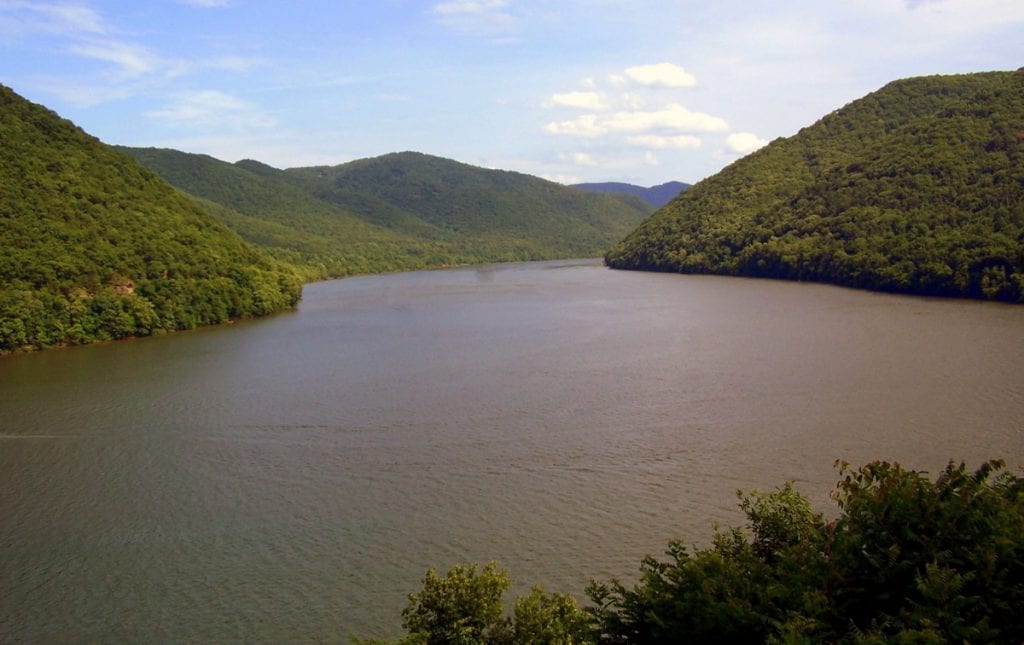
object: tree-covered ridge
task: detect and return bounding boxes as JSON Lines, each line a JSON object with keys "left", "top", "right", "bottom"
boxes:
{"left": 606, "top": 70, "right": 1024, "bottom": 302}
{"left": 118, "top": 146, "right": 461, "bottom": 279}
{"left": 121, "top": 148, "right": 653, "bottom": 281}
{"left": 288, "top": 151, "right": 653, "bottom": 257}
{"left": 0, "top": 84, "right": 301, "bottom": 352}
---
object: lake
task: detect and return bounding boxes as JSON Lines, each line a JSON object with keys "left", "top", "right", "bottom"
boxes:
{"left": 2, "top": 259, "right": 1022, "bottom": 640}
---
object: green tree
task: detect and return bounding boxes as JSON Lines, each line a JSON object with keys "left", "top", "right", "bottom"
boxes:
{"left": 400, "top": 562, "right": 511, "bottom": 644}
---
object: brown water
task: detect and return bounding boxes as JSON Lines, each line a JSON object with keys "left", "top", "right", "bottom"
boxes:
{"left": 2, "top": 259, "right": 1022, "bottom": 640}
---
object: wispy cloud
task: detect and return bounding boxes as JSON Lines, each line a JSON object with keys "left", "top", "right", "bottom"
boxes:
{"left": 0, "top": 0, "right": 108, "bottom": 37}
{"left": 618, "top": 63, "right": 697, "bottom": 89}
{"left": 570, "top": 151, "right": 597, "bottom": 167}
{"left": 545, "top": 91, "right": 608, "bottom": 111}
{"left": 430, "top": 0, "right": 518, "bottom": 38}
{"left": 69, "top": 40, "right": 159, "bottom": 77}
{"left": 148, "top": 90, "right": 277, "bottom": 129}
{"left": 546, "top": 104, "right": 728, "bottom": 137}
{"left": 626, "top": 134, "right": 702, "bottom": 149}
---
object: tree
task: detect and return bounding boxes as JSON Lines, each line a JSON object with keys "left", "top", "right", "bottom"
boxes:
{"left": 360, "top": 563, "right": 593, "bottom": 644}
{"left": 400, "top": 562, "right": 511, "bottom": 644}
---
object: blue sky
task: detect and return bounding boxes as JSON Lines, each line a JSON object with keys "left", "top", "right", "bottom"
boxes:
{"left": 2, "top": 1, "right": 1022, "bottom": 185}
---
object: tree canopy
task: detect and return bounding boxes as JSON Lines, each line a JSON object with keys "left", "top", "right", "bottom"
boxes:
{"left": 606, "top": 70, "right": 1024, "bottom": 303}
{"left": 0, "top": 84, "right": 301, "bottom": 352}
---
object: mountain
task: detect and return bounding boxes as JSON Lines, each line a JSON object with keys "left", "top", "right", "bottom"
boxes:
{"left": 121, "top": 149, "right": 654, "bottom": 278}
{"left": 572, "top": 180, "right": 690, "bottom": 207}
{"left": 116, "top": 146, "right": 432, "bottom": 279}
{"left": 606, "top": 70, "right": 1024, "bottom": 302}
{"left": 0, "top": 84, "right": 302, "bottom": 353}
{"left": 287, "top": 152, "right": 654, "bottom": 254}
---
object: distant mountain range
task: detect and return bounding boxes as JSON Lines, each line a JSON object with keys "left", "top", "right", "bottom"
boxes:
{"left": 606, "top": 69, "right": 1024, "bottom": 303}
{"left": 572, "top": 181, "right": 690, "bottom": 207}
{"left": 119, "top": 148, "right": 654, "bottom": 281}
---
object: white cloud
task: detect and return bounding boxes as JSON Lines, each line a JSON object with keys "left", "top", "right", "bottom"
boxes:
{"left": 619, "top": 92, "right": 646, "bottom": 109}
{"left": 546, "top": 104, "right": 727, "bottom": 140}
{"left": 69, "top": 41, "right": 158, "bottom": 77}
{"left": 626, "top": 134, "right": 702, "bottom": 149}
{"left": 570, "top": 152, "right": 597, "bottom": 166}
{"left": 603, "top": 104, "right": 728, "bottom": 133}
{"left": 546, "top": 91, "right": 607, "bottom": 110}
{"left": 148, "top": 90, "right": 276, "bottom": 129}
{"left": 726, "top": 132, "right": 769, "bottom": 154}
{"left": 623, "top": 63, "right": 697, "bottom": 88}
{"left": 644, "top": 151, "right": 660, "bottom": 166}
{"left": 544, "top": 114, "right": 605, "bottom": 137}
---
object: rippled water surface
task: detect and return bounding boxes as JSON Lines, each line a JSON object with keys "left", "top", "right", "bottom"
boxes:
{"left": 2, "top": 259, "right": 1023, "bottom": 640}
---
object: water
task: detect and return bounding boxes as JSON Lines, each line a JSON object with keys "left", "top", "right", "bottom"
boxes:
{"left": 2, "top": 259, "right": 1022, "bottom": 640}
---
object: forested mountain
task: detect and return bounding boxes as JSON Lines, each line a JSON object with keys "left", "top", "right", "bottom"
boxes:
{"left": 117, "top": 147, "right": 437, "bottom": 279}
{"left": 0, "top": 84, "right": 302, "bottom": 352}
{"left": 606, "top": 70, "right": 1024, "bottom": 302}
{"left": 572, "top": 180, "right": 690, "bottom": 207}
{"left": 121, "top": 149, "right": 653, "bottom": 279}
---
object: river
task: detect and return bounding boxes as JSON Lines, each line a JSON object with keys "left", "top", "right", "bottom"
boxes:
{"left": 2, "top": 259, "right": 1022, "bottom": 640}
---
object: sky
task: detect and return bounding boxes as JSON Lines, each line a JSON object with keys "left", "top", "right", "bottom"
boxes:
{"left": 1, "top": 1, "right": 1022, "bottom": 186}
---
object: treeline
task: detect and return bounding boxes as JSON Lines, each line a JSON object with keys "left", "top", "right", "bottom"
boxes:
{"left": 606, "top": 70, "right": 1024, "bottom": 302}
{"left": 363, "top": 459, "right": 1024, "bottom": 643}
{"left": 0, "top": 84, "right": 301, "bottom": 352}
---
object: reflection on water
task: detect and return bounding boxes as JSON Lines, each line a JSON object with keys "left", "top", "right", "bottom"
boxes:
{"left": 2, "top": 259, "right": 1022, "bottom": 640}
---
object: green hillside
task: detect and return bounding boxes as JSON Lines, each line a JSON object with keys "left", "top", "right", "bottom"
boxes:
{"left": 288, "top": 152, "right": 653, "bottom": 258}
{"left": 123, "top": 149, "right": 652, "bottom": 279}
{"left": 0, "top": 84, "right": 301, "bottom": 353}
{"left": 117, "top": 147, "right": 447, "bottom": 279}
{"left": 606, "top": 70, "right": 1024, "bottom": 302}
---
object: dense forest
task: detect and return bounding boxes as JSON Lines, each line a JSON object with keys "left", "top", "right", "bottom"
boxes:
{"left": 0, "top": 84, "right": 302, "bottom": 352}
{"left": 120, "top": 148, "right": 653, "bottom": 281}
{"left": 606, "top": 70, "right": 1024, "bottom": 302}
{"left": 363, "top": 459, "right": 1024, "bottom": 644}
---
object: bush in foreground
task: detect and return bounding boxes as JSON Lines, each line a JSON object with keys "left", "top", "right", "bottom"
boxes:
{"left": 361, "top": 460, "right": 1023, "bottom": 643}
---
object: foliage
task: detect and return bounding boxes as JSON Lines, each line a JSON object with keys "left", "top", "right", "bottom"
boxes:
{"left": 400, "top": 563, "right": 511, "bottom": 644}
{"left": 120, "top": 148, "right": 653, "bottom": 281}
{"left": 606, "top": 70, "right": 1024, "bottom": 302}
{"left": 0, "top": 84, "right": 302, "bottom": 352}
{"left": 368, "top": 460, "right": 1023, "bottom": 643}
{"left": 359, "top": 562, "right": 593, "bottom": 644}
{"left": 588, "top": 460, "right": 1024, "bottom": 643}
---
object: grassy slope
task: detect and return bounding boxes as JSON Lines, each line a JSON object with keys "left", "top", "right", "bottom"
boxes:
{"left": 606, "top": 70, "right": 1024, "bottom": 302}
